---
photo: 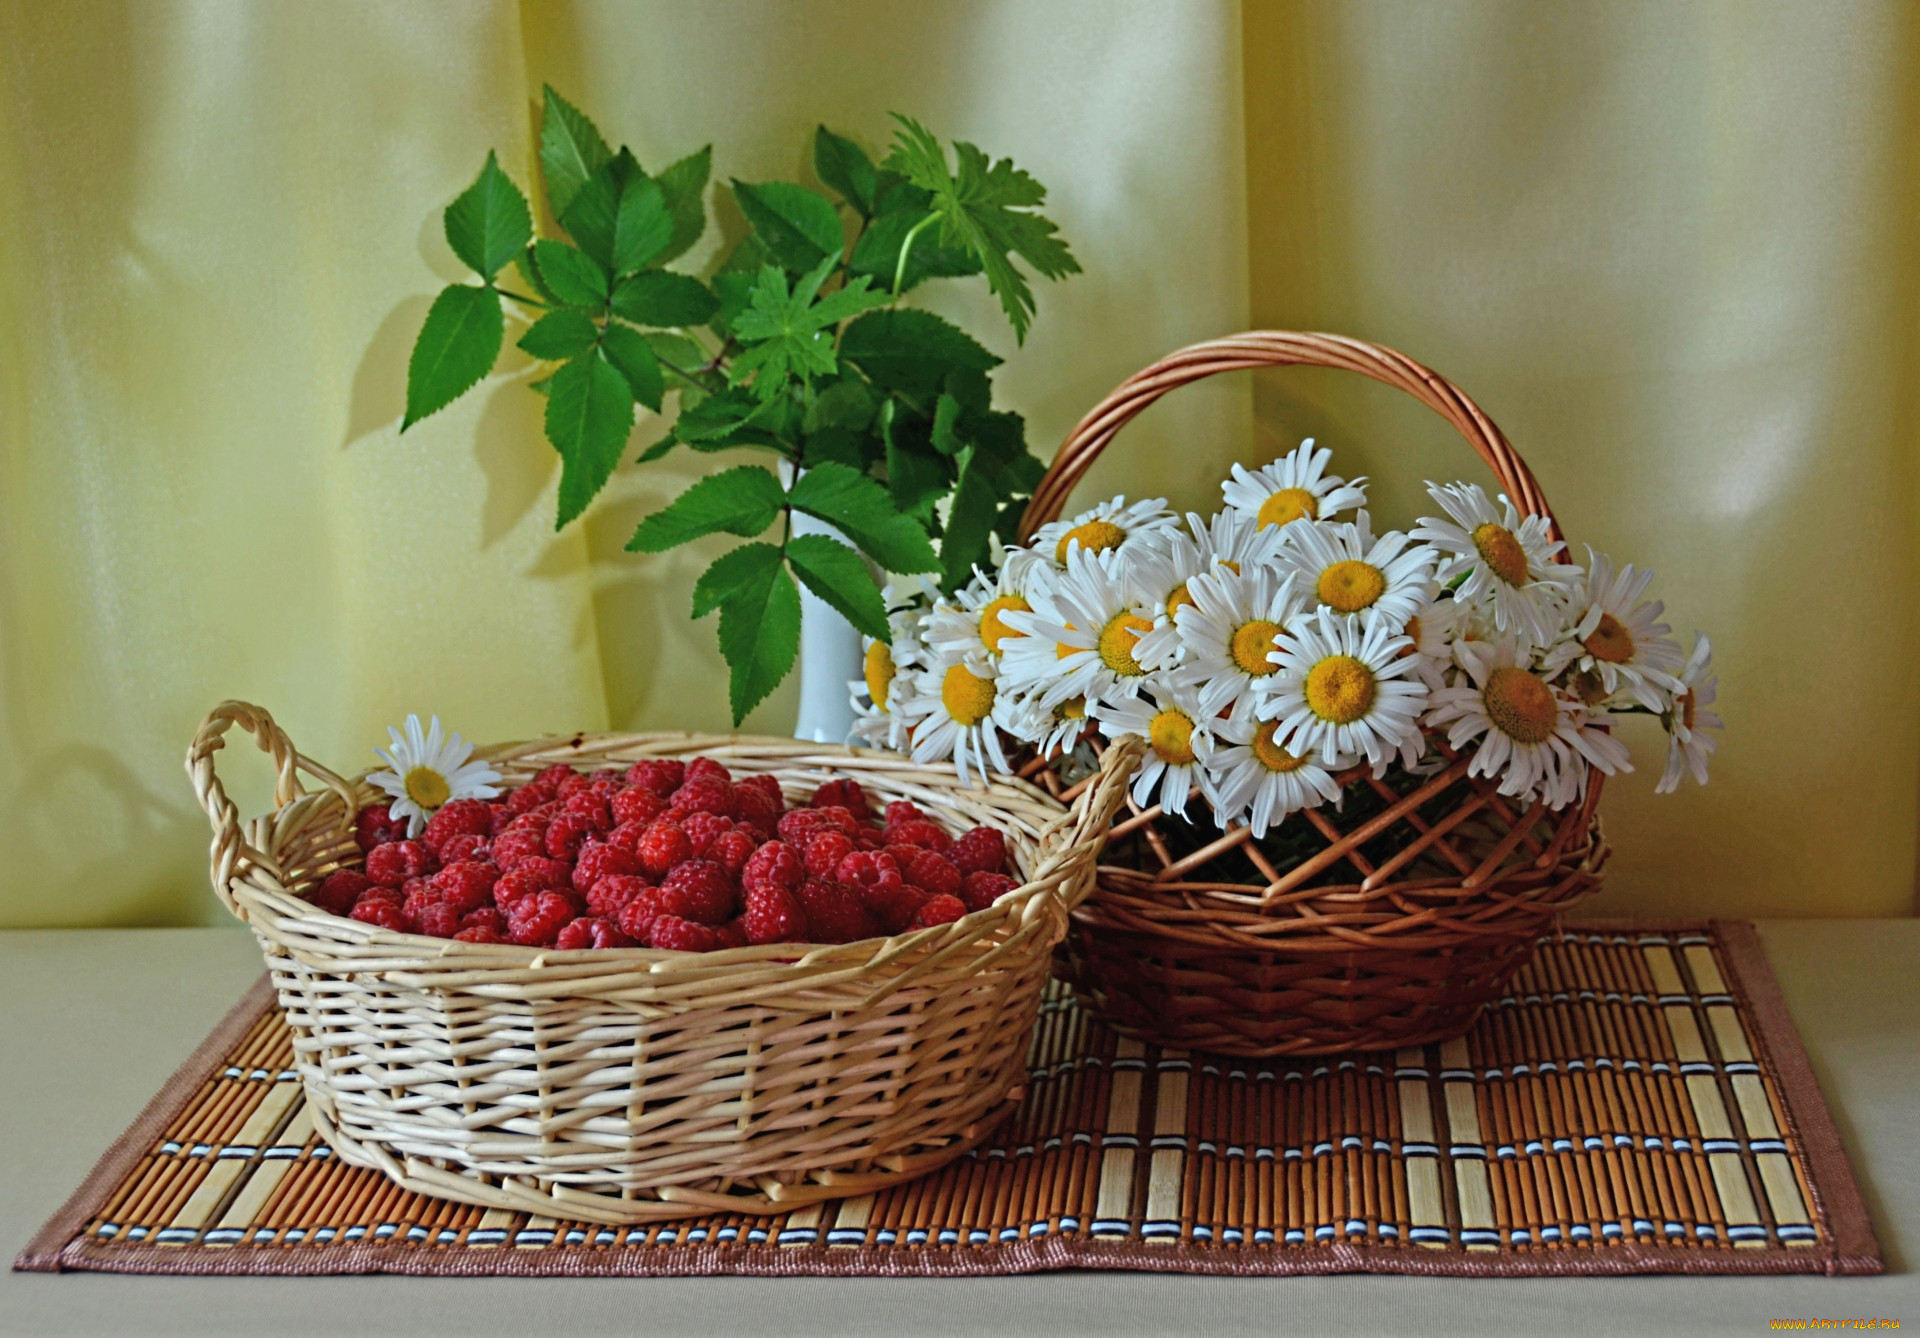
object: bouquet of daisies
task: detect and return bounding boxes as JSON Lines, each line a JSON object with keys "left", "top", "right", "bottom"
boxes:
{"left": 851, "top": 441, "right": 1720, "bottom": 837}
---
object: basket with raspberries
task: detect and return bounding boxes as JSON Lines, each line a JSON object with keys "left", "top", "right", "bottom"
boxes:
{"left": 187, "top": 700, "right": 1140, "bottom": 1225}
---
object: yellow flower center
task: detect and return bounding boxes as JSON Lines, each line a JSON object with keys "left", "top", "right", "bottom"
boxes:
{"left": 1057, "top": 696, "right": 1087, "bottom": 721}
{"left": 1583, "top": 611, "right": 1635, "bottom": 664}
{"left": 1098, "top": 612, "right": 1153, "bottom": 676}
{"left": 1256, "top": 486, "right": 1319, "bottom": 529}
{"left": 1251, "top": 720, "right": 1309, "bottom": 773}
{"left": 404, "top": 766, "right": 451, "bottom": 809}
{"left": 1398, "top": 614, "right": 1423, "bottom": 659}
{"left": 1055, "top": 519, "right": 1127, "bottom": 563}
{"left": 941, "top": 663, "right": 997, "bottom": 728}
{"left": 1148, "top": 709, "right": 1196, "bottom": 765}
{"left": 1571, "top": 668, "right": 1610, "bottom": 705}
{"left": 1229, "top": 619, "right": 1283, "bottom": 676}
{"left": 979, "top": 595, "right": 1030, "bottom": 655}
{"left": 864, "top": 640, "right": 896, "bottom": 712}
{"left": 1317, "top": 559, "right": 1386, "bottom": 613}
{"left": 1304, "top": 654, "right": 1377, "bottom": 724}
{"left": 1219, "top": 559, "right": 1242, "bottom": 574}
{"left": 1470, "top": 522, "right": 1531, "bottom": 587}
{"left": 1483, "top": 666, "right": 1558, "bottom": 745}
{"left": 1166, "top": 582, "right": 1195, "bottom": 621}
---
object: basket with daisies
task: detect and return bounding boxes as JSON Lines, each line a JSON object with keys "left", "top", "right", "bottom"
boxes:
{"left": 849, "top": 331, "right": 1723, "bottom": 1056}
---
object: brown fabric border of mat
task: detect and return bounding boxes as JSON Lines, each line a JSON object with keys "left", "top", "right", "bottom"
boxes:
{"left": 14, "top": 920, "right": 1885, "bottom": 1278}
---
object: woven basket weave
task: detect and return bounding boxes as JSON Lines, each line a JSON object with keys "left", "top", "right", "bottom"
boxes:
{"left": 1017, "top": 331, "right": 1610, "bottom": 1058}
{"left": 187, "top": 700, "right": 1140, "bottom": 1225}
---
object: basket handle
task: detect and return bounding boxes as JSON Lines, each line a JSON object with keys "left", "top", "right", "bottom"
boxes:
{"left": 186, "top": 700, "right": 358, "bottom": 916}
{"left": 1017, "top": 330, "right": 1561, "bottom": 542}
{"left": 1030, "top": 734, "right": 1144, "bottom": 918}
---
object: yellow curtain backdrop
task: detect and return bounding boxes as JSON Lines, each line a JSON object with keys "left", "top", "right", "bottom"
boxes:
{"left": 0, "top": 0, "right": 1909, "bottom": 927}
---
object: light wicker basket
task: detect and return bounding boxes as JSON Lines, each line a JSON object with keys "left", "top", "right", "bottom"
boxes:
{"left": 187, "top": 699, "right": 1140, "bottom": 1225}
{"left": 1017, "top": 331, "right": 1610, "bottom": 1058}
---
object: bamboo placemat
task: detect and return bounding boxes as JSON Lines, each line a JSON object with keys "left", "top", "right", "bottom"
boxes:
{"left": 16, "top": 921, "right": 1881, "bottom": 1278}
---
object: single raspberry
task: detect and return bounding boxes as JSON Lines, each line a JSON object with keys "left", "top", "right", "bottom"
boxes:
{"left": 708, "top": 828, "right": 758, "bottom": 877}
{"left": 460, "top": 906, "right": 506, "bottom": 936}
{"left": 544, "top": 812, "right": 597, "bottom": 861}
{"left": 650, "top": 915, "right": 719, "bottom": 952}
{"left": 557, "top": 771, "right": 597, "bottom": 798}
{"left": 611, "top": 785, "right": 667, "bottom": 828}
{"left": 487, "top": 803, "right": 515, "bottom": 836}
{"left": 507, "top": 890, "right": 576, "bottom": 946}
{"left": 865, "top": 882, "right": 930, "bottom": 935}
{"left": 671, "top": 778, "right": 737, "bottom": 819}
{"left": 883, "top": 800, "right": 929, "bottom": 831}
{"left": 912, "top": 894, "right": 967, "bottom": 928}
{"left": 350, "top": 897, "right": 410, "bottom": 932}
{"left": 732, "top": 785, "right": 781, "bottom": 839}
{"left": 606, "top": 819, "right": 649, "bottom": 856}
{"left": 555, "top": 916, "right": 635, "bottom": 950}
{"left": 741, "top": 841, "right": 804, "bottom": 897}
{"left": 453, "top": 924, "right": 506, "bottom": 944}
{"left": 519, "top": 856, "right": 572, "bottom": 889}
{"left": 354, "top": 803, "right": 405, "bottom": 852}
{"left": 571, "top": 840, "right": 641, "bottom": 893}
{"left": 634, "top": 821, "right": 692, "bottom": 879}
{"left": 311, "top": 870, "right": 370, "bottom": 916}
{"left": 743, "top": 885, "right": 806, "bottom": 945}
{"left": 796, "top": 877, "right": 878, "bottom": 944}
{"left": 366, "top": 839, "right": 438, "bottom": 887}
{"left": 960, "top": 871, "right": 1016, "bottom": 913}
{"left": 615, "top": 886, "right": 667, "bottom": 943}
{"left": 810, "top": 778, "right": 872, "bottom": 820}
{"left": 835, "top": 848, "right": 904, "bottom": 891}
{"left": 437, "top": 832, "right": 489, "bottom": 865}
{"left": 493, "top": 868, "right": 554, "bottom": 913}
{"left": 658, "top": 860, "right": 735, "bottom": 926}
{"left": 949, "top": 826, "right": 1008, "bottom": 876}
{"left": 428, "top": 860, "right": 498, "bottom": 915}
{"left": 852, "top": 826, "right": 887, "bottom": 851}
{"left": 489, "top": 828, "right": 547, "bottom": 871}
{"left": 890, "top": 846, "right": 962, "bottom": 899}
{"left": 504, "top": 806, "right": 553, "bottom": 834}
{"left": 410, "top": 901, "right": 462, "bottom": 938}
{"left": 402, "top": 879, "right": 444, "bottom": 922}
{"left": 625, "top": 758, "right": 685, "bottom": 798}
{"left": 562, "top": 790, "right": 613, "bottom": 832}
{"left": 713, "top": 919, "right": 748, "bottom": 950}
{"left": 887, "top": 819, "right": 951, "bottom": 852}
{"left": 586, "top": 873, "right": 650, "bottom": 919}
{"left": 681, "top": 810, "right": 733, "bottom": 857}
{"left": 532, "top": 763, "right": 578, "bottom": 791}
{"left": 736, "top": 773, "right": 784, "bottom": 809}
{"left": 506, "top": 780, "right": 557, "bottom": 816}
{"left": 777, "top": 805, "right": 861, "bottom": 843}
{"left": 803, "top": 829, "right": 855, "bottom": 880}
{"left": 423, "top": 799, "right": 492, "bottom": 855}
{"left": 589, "top": 775, "right": 626, "bottom": 800}
{"left": 685, "top": 756, "right": 733, "bottom": 785}
{"left": 659, "top": 806, "right": 694, "bottom": 827}
{"left": 354, "top": 882, "right": 405, "bottom": 909}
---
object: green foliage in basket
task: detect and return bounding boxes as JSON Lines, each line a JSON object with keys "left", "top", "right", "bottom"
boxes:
{"left": 399, "top": 88, "right": 1079, "bottom": 721}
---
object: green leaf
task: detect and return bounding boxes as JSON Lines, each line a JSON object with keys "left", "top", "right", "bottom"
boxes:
{"left": 600, "top": 323, "right": 664, "bottom": 412}
{"left": 882, "top": 402, "right": 951, "bottom": 522}
{"left": 801, "top": 426, "right": 867, "bottom": 471}
{"left": 838, "top": 308, "right": 1000, "bottom": 400}
{"left": 645, "top": 331, "right": 710, "bottom": 385}
{"left": 514, "top": 244, "right": 559, "bottom": 303}
{"left": 930, "top": 392, "right": 965, "bottom": 455}
{"left": 787, "top": 461, "right": 938, "bottom": 573}
{"left": 539, "top": 86, "right": 613, "bottom": 218}
{"left": 545, "top": 351, "right": 635, "bottom": 528}
{"left": 813, "top": 126, "right": 878, "bottom": 216}
{"left": 672, "top": 386, "right": 781, "bottom": 450}
{"left": 786, "top": 534, "right": 888, "bottom": 640}
{"left": 654, "top": 145, "right": 712, "bottom": 266}
{"left": 612, "top": 270, "right": 720, "bottom": 327}
{"left": 692, "top": 541, "right": 784, "bottom": 618}
{"left": 727, "top": 257, "right": 890, "bottom": 399}
{"left": 625, "top": 465, "right": 785, "bottom": 552}
{"left": 443, "top": 151, "right": 533, "bottom": 279}
{"left": 717, "top": 560, "right": 800, "bottom": 725}
{"left": 531, "top": 239, "right": 608, "bottom": 306}
{"left": 847, "top": 199, "right": 981, "bottom": 294}
{"left": 804, "top": 377, "right": 877, "bottom": 434}
{"left": 731, "top": 180, "right": 844, "bottom": 271}
{"left": 940, "top": 446, "right": 1014, "bottom": 592}
{"left": 516, "top": 308, "right": 598, "bottom": 361}
{"left": 402, "top": 284, "right": 502, "bottom": 429}
{"left": 563, "top": 155, "right": 672, "bottom": 275}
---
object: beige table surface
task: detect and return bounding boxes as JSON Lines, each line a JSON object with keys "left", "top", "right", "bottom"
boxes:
{"left": 2, "top": 924, "right": 1913, "bottom": 1337}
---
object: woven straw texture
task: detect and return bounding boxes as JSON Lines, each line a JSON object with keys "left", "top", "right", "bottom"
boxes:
{"left": 1017, "top": 331, "right": 1608, "bottom": 1057}
{"left": 184, "top": 700, "right": 1141, "bottom": 1225}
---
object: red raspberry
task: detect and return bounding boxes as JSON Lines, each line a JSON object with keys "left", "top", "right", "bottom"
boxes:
{"left": 590, "top": 774, "right": 626, "bottom": 800}
{"left": 423, "top": 799, "right": 493, "bottom": 855}
{"left": 912, "top": 894, "right": 967, "bottom": 928}
{"left": 743, "top": 885, "right": 806, "bottom": 945}
{"left": 835, "top": 848, "right": 904, "bottom": 891}
{"left": 852, "top": 825, "right": 888, "bottom": 851}
{"left": 713, "top": 919, "right": 748, "bottom": 950}
{"left": 504, "top": 806, "right": 553, "bottom": 834}
{"left": 490, "top": 827, "right": 547, "bottom": 871}
{"left": 571, "top": 840, "right": 641, "bottom": 893}
{"left": 507, "top": 890, "right": 576, "bottom": 946}
{"left": 366, "top": 839, "right": 438, "bottom": 887}
{"left": 493, "top": 867, "right": 553, "bottom": 913}
{"left": 949, "top": 826, "right": 1008, "bottom": 876}
{"left": 532, "top": 763, "right": 578, "bottom": 790}
{"left": 671, "top": 778, "right": 737, "bottom": 819}
{"left": 611, "top": 785, "right": 667, "bottom": 828}
{"left": 780, "top": 805, "right": 860, "bottom": 842}
{"left": 737, "top": 773, "right": 784, "bottom": 808}
{"left": 354, "top": 882, "right": 405, "bottom": 910}
{"left": 521, "top": 857, "right": 572, "bottom": 888}
{"left": 506, "top": 780, "right": 557, "bottom": 816}
{"left": 453, "top": 924, "right": 506, "bottom": 944}
{"left": 411, "top": 901, "right": 462, "bottom": 938}
{"left": 658, "top": 860, "right": 735, "bottom": 926}
{"left": 437, "top": 833, "right": 489, "bottom": 864}
{"left": 625, "top": 758, "right": 685, "bottom": 798}
{"left": 650, "top": 915, "right": 719, "bottom": 952}
{"left": 402, "top": 879, "right": 444, "bottom": 920}
{"left": 354, "top": 803, "right": 405, "bottom": 852}
{"left": 429, "top": 860, "right": 498, "bottom": 915}
{"left": 544, "top": 812, "right": 597, "bottom": 861}
{"left": 634, "top": 821, "right": 691, "bottom": 878}
{"left": 884, "top": 800, "right": 929, "bottom": 831}
{"left": 460, "top": 906, "right": 506, "bottom": 936}
{"left": 615, "top": 886, "right": 667, "bottom": 943}
{"left": 888, "top": 819, "right": 951, "bottom": 852}
{"left": 557, "top": 771, "right": 596, "bottom": 799}
{"left": 803, "top": 830, "right": 856, "bottom": 880}
{"left": 686, "top": 756, "right": 733, "bottom": 785}
{"left": 796, "top": 878, "right": 878, "bottom": 944}
{"left": 488, "top": 803, "right": 515, "bottom": 835}
{"left": 680, "top": 810, "right": 733, "bottom": 857}
{"left": 350, "top": 897, "right": 410, "bottom": 932}
{"left": 562, "top": 790, "right": 613, "bottom": 832}
{"left": 606, "top": 819, "right": 648, "bottom": 855}
{"left": 890, "top": 846, "right": 962, "bottom": 899}
{"left": 960, "top": 871, "right": 1016, "bottom": 913}
{"left": 733, "top": 786, "right": 781, "bottom": 839}
{"left": 709, "top": 828, "right": 758, "bottom": 877}
{"left": 555, "top": 916, "right": 635, "bottom": 950}
{"left": 586, "top": 873, "right": 650, "bottom": 919}
{"left": 742, "top": 841, "right": 804, "bottom": 896}
{"left": 866, "top": 882, "right": 930, "bottom": 935}
{"left": 811, "top": 778, "right": 872, "bottom": 820}
{"left": 312, "top": 870, "right": 370, "bottom": 916}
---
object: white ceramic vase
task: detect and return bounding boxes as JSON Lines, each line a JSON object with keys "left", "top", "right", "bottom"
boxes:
{"left": 784, "top": 472, "right": 867, "bottom": 744}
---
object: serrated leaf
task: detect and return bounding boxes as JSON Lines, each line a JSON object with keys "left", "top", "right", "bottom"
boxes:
{"left": 514, "top": 244, "right": 559, "bottom": 303}
{"left": 645, "top": 331, "right": 710, "bottom": 385}
{"left": 625, "top": 465, "right": 785, "bottom": 552}
{"left": 672, "top": 386, "right": 777, "bottom": 446}
{"left": 563, "top": 155, "right": 672, "bottom": 275}
{"left": 930, "top": 392, "right": 965, "bottom": 455}
{"left": 516, "top": 308, "right": 598, "bottom": 361}
{"left": 813, "top": 126, "right": 877, "bottom": 216}
{"left": 443, "top": 151, "right": 533, "bottom": 279}
{"left": 600, "top": 323, "right": 664, "bottom": 412}
{"left": 941, "top": 446, "right": 1014, "bottom": 593}
{"left": 692, "top": 541, "right": 784, "bottom": 618}
{"left": 847, "top": 199, "right": 981, "bottom": 294}
{"left": 546, "top": 351, "right": 635, "bottom": 528}
{"left": 787, "top": 461, "right": 938, "bottom": 574}
{"left": 838, "top": 308, "right": 1000, "bottom": 400}
{"left": 801, "top": 426, "right": 867, "bottom": 471}
{"left": 532, "top": 239, "right": 609, "bottom": 306}
{"left": 539, "top": 86, "right": 613, "bottom": 218}
{"left": 786, "top": 534, "right": 888, "bottom": 640}
{"left": 731, "top": 179, "right": 844, "bottom": 271}
{"left": 402, "top": 284, "right": 501, "bottom": 429}
{"left": 804, "top": 378, "right": 877, "bottom": 434}
{"left": 717, "top": 560, "right": 800, "bottom": 725}
{"left": 882, "top": 403, "right": 951, "bottom": 522}
{"left": 727, "top": 257, "right": 890, "bottom": 400}
{"left": 612, "top": 270, "right": 720, "bottom": 327}
{"left": 654, "top": 145, "right": 711, "bottom": 266}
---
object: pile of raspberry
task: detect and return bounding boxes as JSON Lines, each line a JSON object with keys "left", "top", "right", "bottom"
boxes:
{"left": 307, "top": 758, "right": 1017, "bottom": 952}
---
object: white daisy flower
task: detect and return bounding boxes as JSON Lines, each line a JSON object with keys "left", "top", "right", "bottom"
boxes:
{"left": 927, "top": 564, "right": 1035, "bottom": 664}
{"left": 1088, "top": 683, "right": 1215, "bottom": 818}
{"left": 849, "top": 598, "right": 929, "bottom": 752}
{"left": 1028, "top": 495, "right": 1180, "bottom": 569}
{"left": 997, "top": 545, "right": 1157, "bottom": 710}
{"left": 1219, "top": 439, "right": 1368, "bottom": 532}
{"left": 1402, "top": 590, "right": 1466, "bottom": 691}
{"left": 1657, "top": 634, "right": 1722, "bottom": 793}
{"left": 369, "top": 715, "right": 501, "bottom": 837}
{"left": 1207, "top": 705, "right": 1345, "bottom": 837}
{"left": 1170, "top": 564, "right": 1309, "bottom": 718}
{"left": 1130, "top": 509, "right": 1286, "bottom": 670}
{"left": 1541, "top": 548, "right": 1686, "bottom": 711}
{"left": 1256, "top": 607, "right": 1429, "bottom": 775}
{"left": 1276, "top": 510, "right": 1437, "bottom": 628}
{"left": 1006, "top": 691, "right": 1093, "bottom": 760}
{"left": 1424, "top": 637, "right": 1631, "bottom": 809}
{"left": 895, "top": 652, "right": 1015, "bottom": 788}
{"left": 1411, "top": 481, "right": 1579, "bottom": 647}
